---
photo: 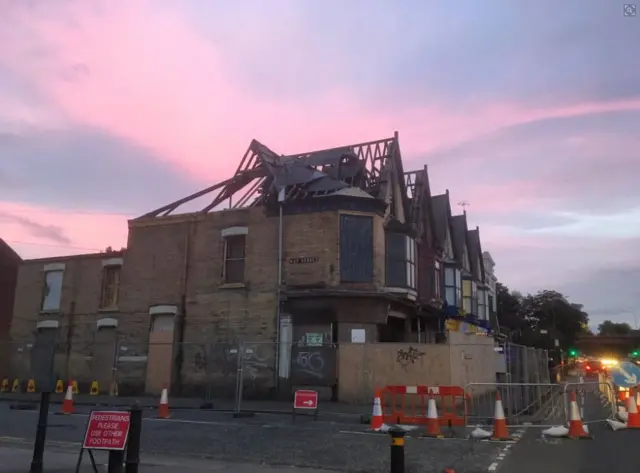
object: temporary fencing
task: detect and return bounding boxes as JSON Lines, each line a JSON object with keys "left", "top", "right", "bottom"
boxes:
{"left": 464, "top": 380, "right": 616, "bottom": 428}
{"left": 378, "top": 385, "right": 468, "bottom": 427}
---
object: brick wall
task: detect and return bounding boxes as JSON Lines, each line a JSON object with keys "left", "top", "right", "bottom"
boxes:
{"left": 8, "top": 252, "right": 123, "bottom": 389}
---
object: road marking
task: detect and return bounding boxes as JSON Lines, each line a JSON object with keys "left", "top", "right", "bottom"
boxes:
{"left": 485, "top": 427, "right": 526, "bottom": 472}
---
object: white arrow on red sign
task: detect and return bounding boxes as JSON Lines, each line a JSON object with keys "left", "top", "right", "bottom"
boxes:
{"left": 303, "top": 400, "right": 314, "bottom": 406}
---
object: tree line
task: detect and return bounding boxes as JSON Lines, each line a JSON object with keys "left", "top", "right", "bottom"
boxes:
{"left": 495, "top": 282, "right": 590, "bottom": 352}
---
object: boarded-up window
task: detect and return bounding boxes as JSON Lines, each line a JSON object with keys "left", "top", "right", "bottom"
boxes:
{"left": 100, "top": 266, "right": 121, "bottom": 309}
{"left": 224, "top": 235, "right": 246, "bottom": 283}
{"left": 42, "top": 270, "right": 63, "bottom": 311}
{"left": 339, "top": 214, "right": 373, "bottom": 282}
{"left": 386, "top": 232, "right": 406, "bottom": 287}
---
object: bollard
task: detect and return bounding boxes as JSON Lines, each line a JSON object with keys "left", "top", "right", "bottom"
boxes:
{"left": 124, "top": 404, "right": 142, "bottom": 473}
{"left": 389, "top": 428, "right": 405, "bottom": 473}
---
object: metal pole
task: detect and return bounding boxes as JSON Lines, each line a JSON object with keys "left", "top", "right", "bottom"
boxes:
{"left": 124, "top": 404, "right": 142, "bottom": 473}
{"left": 275, "top": 200, "right": 284, "bottom": 384}
{"left": 30, "top": 391, "right": 51, "bottom": 473}
{"left": 107, "top": 451, "right": 124, "bottom": 473}
{"left": 389, "top": 429, "right": 405, "bottom": 473}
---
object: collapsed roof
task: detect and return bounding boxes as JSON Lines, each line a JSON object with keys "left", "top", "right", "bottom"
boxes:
{"left": 138, "top": 133, "right": 409, "bottom": 219}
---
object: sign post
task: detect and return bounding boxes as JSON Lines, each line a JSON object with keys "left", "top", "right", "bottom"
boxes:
{"left": 75, "top": 410, "right": 131, "bottom": 473}
{"left": 610, "top": 361, "right": 640, "bottom": 388}
{"left": 29, "top": 339, "right": 56, "bottom": 473}
{"left": 292, "top": 389, "right": 319, "bottom": 421}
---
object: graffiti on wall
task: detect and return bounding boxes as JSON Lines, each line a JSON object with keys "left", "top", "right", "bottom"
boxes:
{"left": 396, "top": 346, "right": 425, "bottom": 370}
{"left": 290, "top": 346, "right": 337, "bottom": 385}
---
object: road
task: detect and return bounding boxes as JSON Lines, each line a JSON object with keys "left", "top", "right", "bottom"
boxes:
{"left": 496, "top": 386, "right": 639, "bottom": 473}
{"left": 0, "top": 402, "right": 507, "bottom": 473}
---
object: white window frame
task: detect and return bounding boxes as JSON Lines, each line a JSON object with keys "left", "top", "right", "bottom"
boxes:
{"left": 405, "top": 236, "right": 417, "bottom": 290}
{"left": 42, "top": 269, "right": 64, "bottom": 312}
{"left": 223, "top": 234, "right": 247, "bottom": 284}
{"left": 434, "top": 260, "right": 441, "bottom": 298}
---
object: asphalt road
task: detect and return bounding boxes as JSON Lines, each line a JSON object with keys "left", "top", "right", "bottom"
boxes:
{"left": 497, "top": 387, "right": 636, "bottom": 473}
{"left": 0, "top": 403, "right": 506, "bottom": 473}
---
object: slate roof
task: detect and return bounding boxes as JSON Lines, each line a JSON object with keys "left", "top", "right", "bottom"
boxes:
{"left": 431, "top": 192, "right": 452, "bottom": 248}
{"left": 450, "top": 214, "right": 469, "bottom": 271}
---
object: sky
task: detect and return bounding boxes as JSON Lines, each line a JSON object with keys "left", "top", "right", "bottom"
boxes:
{"left": 1, "top": 0, "right": 639, "bottom": 328}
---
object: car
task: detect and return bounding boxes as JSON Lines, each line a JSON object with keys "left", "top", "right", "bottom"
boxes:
{"left": 583, "top": 360, "right": 606, "bottom": 376}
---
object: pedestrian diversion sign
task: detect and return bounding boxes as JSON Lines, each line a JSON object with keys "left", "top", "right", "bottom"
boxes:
{"left": 610, "top": 361, "right": 640, "bottom": 388}
{"left": 82, "top": 410, "right": 131, "bottom": 451}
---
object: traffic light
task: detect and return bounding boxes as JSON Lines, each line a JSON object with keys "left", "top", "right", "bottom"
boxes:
{"left": 568, "top": 348, "right": 578, "bottom": 357}
{"left": 632, "top": 350, "right": 639, "bottom": 358}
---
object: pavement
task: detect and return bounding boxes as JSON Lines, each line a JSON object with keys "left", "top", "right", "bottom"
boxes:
{"left": 0, "top": 401, "right": 507, "bottom": 473}
{"left": 0, "top": 444, "right": 338, "bottom": 472}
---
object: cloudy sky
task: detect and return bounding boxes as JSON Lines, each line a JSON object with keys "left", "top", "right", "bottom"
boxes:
{"left": 1, "top": 0, "right": 638, "bottom": 328}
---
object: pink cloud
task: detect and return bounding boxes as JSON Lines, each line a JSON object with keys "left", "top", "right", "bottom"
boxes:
{"left": 0, "top": 202, "right": 128, "bottom": 259}
{"left": 2, "top": 1, "right": 640, "bottom": 184}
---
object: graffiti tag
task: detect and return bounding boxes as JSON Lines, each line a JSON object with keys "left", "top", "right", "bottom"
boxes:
{"left": 294, "top": 351, "right": 325, "bottom": 379}
{"left": 396, "top": 347, "right": 425, "bottom": 370}
{"left": 194, "top": 350, "right": 208, "bottom": 373}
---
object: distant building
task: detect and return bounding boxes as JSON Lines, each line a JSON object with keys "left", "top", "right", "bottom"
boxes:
{"left": 482, "top": 251, "right": 498, "bottom": 319}
{"left": 0, "top": 239, "right": 21, "bottom": 371}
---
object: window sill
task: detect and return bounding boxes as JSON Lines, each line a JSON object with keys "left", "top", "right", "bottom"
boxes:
{"left": 39, "top": 309, "right": 60, "bottom": 315}
{"left": 98, "top": 307, "right": 119, "bottom": 313}
{"left": 218, "top": 283, "right": 246, "bottom": 290}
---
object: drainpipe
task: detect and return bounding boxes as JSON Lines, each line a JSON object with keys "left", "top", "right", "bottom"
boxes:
{"left": 274, "top": 189, "right": 285, "bottom": 388}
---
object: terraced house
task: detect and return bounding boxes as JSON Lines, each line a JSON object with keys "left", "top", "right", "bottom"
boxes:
{"left": 7, "top": 133, "right": 498, "bottom": 402}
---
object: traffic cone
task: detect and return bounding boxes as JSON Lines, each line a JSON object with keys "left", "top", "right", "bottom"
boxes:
{"left": 492, "top": 391, "right": 510, "bottom": 440}
{"left": 61, "top": 384, "right": 74, "bottom": 415}
{"left": 370, "top": 389, "right": 383, "bottom": 431}
{"left": 425, "top": 393, "right": 443, "bottom": 437}
{"left": 567, "top": 391, "right": 590, "bottom": 438}
{"left": 157, "top": 386, "right": 171, "bottom": 419}
{"left": 626, "top": 388, "right": 640, "bottom": 428}
{"left": 635, "top": 385, "right": 640, "bottom": 410}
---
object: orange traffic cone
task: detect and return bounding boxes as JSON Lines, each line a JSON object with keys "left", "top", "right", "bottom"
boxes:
{"left": 425, "top": 393, "right": 443, "bottom": 437}
{"left": 635, "top": 385, "right": 640, "bottom": 410}
{"left": 157, "top": 386, "right": 171, "bottom": 419}
{"left": 627, "top": 388, "right": 640, "bottom": 428}
{"left": 567, "top": 391, "right": 590, "bottom": 438}
{"left": 370, "top": 390, "right": 383, "bottom": 431}
{"left": 492, "top": 391, "right": 510, "bottom": 440}
{"left": 61, "top": 383, "right": 74, "bottom": 415}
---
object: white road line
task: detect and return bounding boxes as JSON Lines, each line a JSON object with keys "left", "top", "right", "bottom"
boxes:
{"left": 486, "top": 427, "right": 526, "bottom": 472}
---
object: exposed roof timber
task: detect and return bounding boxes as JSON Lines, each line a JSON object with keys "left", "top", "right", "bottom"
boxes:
{"left": 137, "top": 133, "right": 408, "bottom": 219}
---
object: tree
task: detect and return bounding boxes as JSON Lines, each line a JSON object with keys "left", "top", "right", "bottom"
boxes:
{"left": 597, "top": 320, "right": 632, "bottom": 336}
{"left": 495, "top": 282, "right": 524, "bottom": 332}
{"left": 495, "top": 284, "right": 590, "bottom": 351}
{"left": 517, "top": 290, "right": 589, "bottom": 350}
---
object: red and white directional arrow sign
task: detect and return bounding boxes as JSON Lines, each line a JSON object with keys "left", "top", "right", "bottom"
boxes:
{"left": 294, "top": 390, "right": 318, "bottom": 410}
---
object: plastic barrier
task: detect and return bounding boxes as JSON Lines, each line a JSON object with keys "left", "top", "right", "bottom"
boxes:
{"left": 379, "top": 385, "right": 468, "bottom": 427}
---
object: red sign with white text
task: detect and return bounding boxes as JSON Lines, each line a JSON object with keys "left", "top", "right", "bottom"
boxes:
{"left": 82, "top": 410, "right": 131, "bottom": 451}
{"left": 294, "top": 390, "right": 318, "bottom": 410}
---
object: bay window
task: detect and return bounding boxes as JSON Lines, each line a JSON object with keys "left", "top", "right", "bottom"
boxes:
{"left": 477, "top": 288, "right": 487, "bottom": 320}
{"left": 385, "top": 233, "right": 417, "bottom": 289}
{"left": 462, "top": 279, "right": 472, "bottom": 314}
{"left": 444, "top": 265, "right": 460, "bottom": 306}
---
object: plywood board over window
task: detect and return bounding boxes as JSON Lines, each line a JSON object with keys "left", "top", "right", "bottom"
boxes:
{"left": 100, "top": 266, "right": 121, "bottom": 309}
{"left": 42, "top": 270, "right": 63, "bottom": 312}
